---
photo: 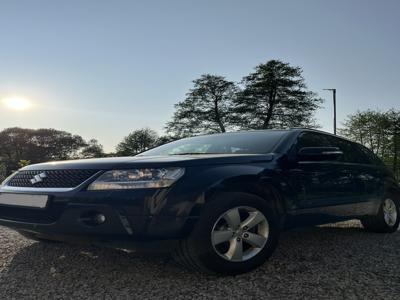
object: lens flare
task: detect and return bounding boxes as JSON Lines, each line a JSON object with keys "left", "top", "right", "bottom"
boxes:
{"left": 2, "top": 96, "right": 33, "bottom": 111}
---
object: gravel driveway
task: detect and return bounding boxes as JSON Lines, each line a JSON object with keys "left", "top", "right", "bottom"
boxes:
{"left": 0, "top": 221, "right": 399, "bottom": 299}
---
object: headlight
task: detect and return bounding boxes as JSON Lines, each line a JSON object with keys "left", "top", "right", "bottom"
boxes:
{"left": 87, "top": 168, "right": 185, "bottom": 190}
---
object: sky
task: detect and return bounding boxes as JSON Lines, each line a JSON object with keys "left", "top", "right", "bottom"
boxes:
{"left": 0, "top": 0, "right": 399, "bottom": 152}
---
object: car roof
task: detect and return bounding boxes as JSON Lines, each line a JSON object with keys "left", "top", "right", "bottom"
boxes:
{"left": 217, "top": 128, "right": 362, "bottom": 148}
{"left": 183, "top": 128, "right": 357, "bottom": 146}
{"left": 288, "top": 127, "right": 357, "bottom": 144}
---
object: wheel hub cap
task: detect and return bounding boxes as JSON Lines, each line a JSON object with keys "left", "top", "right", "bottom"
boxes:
{"left": 211, "top": 206, "right": 269, "bottom": 262}
{"left": 383, "top": 198, "right": 398, "bottom": 227}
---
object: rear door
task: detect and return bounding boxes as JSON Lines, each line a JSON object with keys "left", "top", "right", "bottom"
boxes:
{"left": 349, "top": 143, "right": 385, "bottom": 212}
{"left": 325, "top": 136, "right": 385, "bottom": 207}
{"left": 290, "top": 132, "right": 359, "bottom": 210}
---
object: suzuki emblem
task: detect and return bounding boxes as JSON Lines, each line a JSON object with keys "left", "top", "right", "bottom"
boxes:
{"left": 30, "top": 172, "right": 47, "bottom": 185}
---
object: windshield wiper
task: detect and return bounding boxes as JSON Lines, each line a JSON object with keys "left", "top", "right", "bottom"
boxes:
{"left": 170, "top": 152, "right": 225, "bottom": 155}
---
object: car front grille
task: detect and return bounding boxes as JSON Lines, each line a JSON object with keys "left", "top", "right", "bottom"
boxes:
{"left": 6, "top": 169, "right": 99, "bottom": 188}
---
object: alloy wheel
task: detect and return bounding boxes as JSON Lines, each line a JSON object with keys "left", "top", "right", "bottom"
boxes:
{"left": 383, "top": 198, "right": 398, "bottom": 227}
{"left": 211, "top": 206, "right": 269, "bottom": 262}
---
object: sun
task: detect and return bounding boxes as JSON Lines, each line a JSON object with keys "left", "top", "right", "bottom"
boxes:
{"left": 2, "top": 96, "right": 33, "bottom": 111}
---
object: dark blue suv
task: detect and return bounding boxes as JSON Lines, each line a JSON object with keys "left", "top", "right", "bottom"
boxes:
{"left": 0, "top": 129, "right": 399, "bottom": 275}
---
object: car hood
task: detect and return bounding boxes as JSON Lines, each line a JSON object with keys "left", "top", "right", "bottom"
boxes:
{"left": 21, "top": 154, "right": 275, "bottom": 171}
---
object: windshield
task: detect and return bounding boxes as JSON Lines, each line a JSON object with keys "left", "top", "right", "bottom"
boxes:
{"left": 140, "top": 131, "right": 287, "bottom": 156}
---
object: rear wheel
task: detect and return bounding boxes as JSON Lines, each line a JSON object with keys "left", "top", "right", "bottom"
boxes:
{"left": 174, "top": 192, "right": 280, "bottom": 275}
{"left": 361, "top": 197, "right": 399, "bottom": 233}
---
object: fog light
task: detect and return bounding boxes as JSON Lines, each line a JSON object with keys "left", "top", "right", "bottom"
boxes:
{"left": 80, "top": 211, "right": 106, "bottom": 226}
{"left": 94, "top": 214, "right": 106, "bottom": 224}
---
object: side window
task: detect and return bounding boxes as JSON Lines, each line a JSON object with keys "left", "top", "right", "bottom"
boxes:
{"left": 296, "top": 132, "right": 332, "bottom": 149}
{"left": 296, "top": 132, "right": 373, "bottom": 164}
{"left": 348, "top": 143, "right": 371, "bottom": 164}
{"left": 326, "top": 136, "right": 370, "bottom": 164}
{"left": 325, "top": 136, "right": 352, "bottom": 162}
{"left": 356, "top": 144, "right": 385, "bottom": 166}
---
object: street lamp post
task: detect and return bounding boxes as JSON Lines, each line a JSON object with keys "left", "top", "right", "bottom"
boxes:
{"left": 323, "top": 88, "right": 337, "bottom": 135}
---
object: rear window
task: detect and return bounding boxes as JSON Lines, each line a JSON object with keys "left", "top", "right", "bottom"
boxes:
{"left": 296, "top": 132, "right": 382, "bottom": 165}
{"left": 325, "top": 136, "right": 370, "bottom": 164}
{"left": 356, "top": 144, "right": 385, "bottom": 166}
{"left": 140, "top": 131, "right": 287, "bottom": 156}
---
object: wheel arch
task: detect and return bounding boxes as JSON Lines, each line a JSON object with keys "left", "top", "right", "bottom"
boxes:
{"left": 198, "top": 174, "right": 289, "bottom": 230}
{"left": 177, "top": 165, "right": 290, "bottom": 235}
{"left": 384, "top": 176, "right": 400, "bottom": 200}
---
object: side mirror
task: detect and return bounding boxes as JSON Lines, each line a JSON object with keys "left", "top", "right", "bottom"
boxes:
{"left": 297, "top": 147, "right": 343, "bottom": 161}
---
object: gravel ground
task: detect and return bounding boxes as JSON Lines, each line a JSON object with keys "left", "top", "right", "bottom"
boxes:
{"left": 0, "top": 221, "right": 399, "bottom": 299}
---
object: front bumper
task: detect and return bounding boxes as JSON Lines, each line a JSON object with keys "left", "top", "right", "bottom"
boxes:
{"left": 0, "top": 188, "right": 198, "bottom": 247}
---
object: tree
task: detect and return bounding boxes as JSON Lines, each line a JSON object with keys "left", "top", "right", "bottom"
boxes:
{"left": 80, "top": 139, "right": 105, "bottom": 158}
{"left": 0, "top": 161, "right": 6, "bottom": 182}
{"left": 166, "top": 74, "right": 238, "bottom": 137}
{"left": 116, "top": 128, "right": 158, "bottom": 156}
{"left": 340, "top": 109, "right": 400, "bottom": 179}
{"left": 33, "top": 128, "right": 87, "bottom": 160}
{"left": 18, "top": 160, "right": 31, "bottom": 168}
{"left": 233, "top": 60, "right": 322, "bottom": 129}
{"left": 340, "top": 110, "right": 391, "bottom": 156}
{"left": 154, "top": 135, "right": 176, "bottom": 147}
{"left": 0, "top": 127, "right": 87, "bottom": 174}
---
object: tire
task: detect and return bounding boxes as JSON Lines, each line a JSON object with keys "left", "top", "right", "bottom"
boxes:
{"left": 17, "top": 231, "right": 61, "bottom": 243}
{"left": 361, "top": 196, "right": 400, "bottom": 233}
{"left": 173, "top": 192, "right": 280, "bottom": 275}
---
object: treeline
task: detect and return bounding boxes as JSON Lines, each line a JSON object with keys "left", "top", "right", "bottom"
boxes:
{"left": 1, "top": 111, "right": 399, "bottom": 180}
{"left": 0, "top": 126, "right": 173, "bottom": 179}
{"left": 0, "top": 127, "right": 105, "bottom": 176}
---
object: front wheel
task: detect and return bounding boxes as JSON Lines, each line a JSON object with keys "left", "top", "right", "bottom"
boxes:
{"left": 361, "top": 197, "right": 400, "bottom": 233}
{"left": 174, "top": 192, "right": 280, "bottom": 275}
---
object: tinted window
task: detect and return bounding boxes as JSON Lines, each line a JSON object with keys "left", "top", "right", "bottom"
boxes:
{"left": 296, "top": 132, "right": 332, "bottom": 149}
{"left": 296, "top": 132, "right": 371, "bottom": 164}
{"left": 356, "top": 144, "right": 385, "bottom": 166}
{"left": 140, "top": 131, "right": 286, "bottom": 156}
{"left": 326, "top": 136, "right": 369, "bottom": 164}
